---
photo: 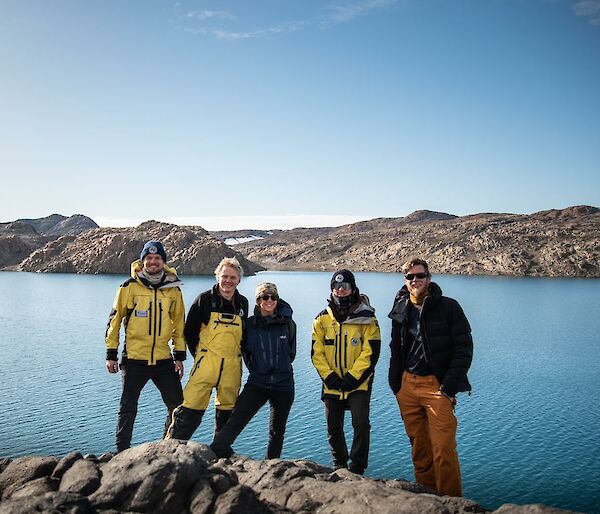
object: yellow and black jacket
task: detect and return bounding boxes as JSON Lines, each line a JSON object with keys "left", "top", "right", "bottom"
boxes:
{"left": 312, "top": 295, "right": 381, "bottom": 400}
{"left": 105, "top": 260, "right": 186, "bottom": 365}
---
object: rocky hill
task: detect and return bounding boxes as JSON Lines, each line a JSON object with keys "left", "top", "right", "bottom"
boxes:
{"left": 0, "top": 214, "right": 99, "bottom": 270}
{"left": 0, "top": 440, "right": 577, "bottom": 513}
{"left": 17, "top": 221, "right": 264, "bottom": 276}
{"left": 230, "top": 206, "right": 600, "bottom": 277}
{"left": 12, "top": 214, "right": 99, "bottom": 236}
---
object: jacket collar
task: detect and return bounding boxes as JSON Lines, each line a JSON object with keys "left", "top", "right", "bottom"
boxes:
{"left": 388, "top": 282, "right": 443, "bottom": 322}
{"left": 130, "top": 259, "right": 181, "bottom": 290}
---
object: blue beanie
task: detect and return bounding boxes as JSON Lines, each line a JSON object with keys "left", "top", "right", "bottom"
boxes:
{"left": 140, "top": 240, "right": 167, "bottom": 262}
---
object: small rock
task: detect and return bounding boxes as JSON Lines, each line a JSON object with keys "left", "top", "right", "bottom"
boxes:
{"left": 59, "top": 459, "right": 101, "bottom": 496}
{"left": 213, "top": 484, "right": 274, "bottom": 514}
{"left": 51, "top": 450, "right": 84, "bottom": 480}
{"left": 0, "top": 491, "right": 93, "bottom": 514}
{"left": 9, "top": 476, "right": 58, "bottom": 499}
{"left": 0, "top": 456, "right": 58, "bottom": 500}
{"left": 189, "top": 477, "right": 216, "bottom": 514}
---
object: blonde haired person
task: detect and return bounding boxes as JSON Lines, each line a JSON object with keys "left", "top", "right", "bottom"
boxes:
{"left": 166, "top": 257, "right": 248, "bottom": 440}
{"left": 211, "top": 282, "right": 296, "bottom": 458}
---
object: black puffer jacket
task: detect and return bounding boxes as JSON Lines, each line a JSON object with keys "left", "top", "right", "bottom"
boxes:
{"left": 388, "top": 282, "right": 473, "bottom": 397}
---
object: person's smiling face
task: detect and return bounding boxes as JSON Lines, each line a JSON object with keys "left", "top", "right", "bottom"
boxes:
{"left": 404, "top": 265, "right": 431, "bottom": 297}
{"left": 218, "top": 266, "right": 241, "bottom": 299}
{"left": 142, "top": 253, "right": 164, "bottom": 274}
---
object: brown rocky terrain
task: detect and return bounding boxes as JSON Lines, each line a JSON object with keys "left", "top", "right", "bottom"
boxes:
{"left": 0, "top": 440, "right": 578, "bottom": 513}
{"left": 0, "top": 214, "right": 98, "bottom": 270}
{"left": 17, "top": 220, "right": 264, "bottom": 276}
{"left": 227, "top": 206, "right": 600, "bottom": 277}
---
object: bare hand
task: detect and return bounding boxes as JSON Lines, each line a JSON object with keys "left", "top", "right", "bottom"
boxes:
{"left": 175, "top": 360, "right": 184, "bottom": 380}
{"left": 106, "top": 360, "right": 119, "bottom": 373}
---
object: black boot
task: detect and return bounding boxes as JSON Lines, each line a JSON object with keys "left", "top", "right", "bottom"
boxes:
{"left": 165, "top": 406, "right": 204, "bottom": 441}
{"left": 214, "top": 409, "right": 232, "bottom": 436}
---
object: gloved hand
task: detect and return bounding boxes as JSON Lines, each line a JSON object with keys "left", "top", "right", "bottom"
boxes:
{"left": 324, "top": 372, "right": 343, "bottom": 391}
{"left": 340, "top": 373, "right": 359, "bottom": 392}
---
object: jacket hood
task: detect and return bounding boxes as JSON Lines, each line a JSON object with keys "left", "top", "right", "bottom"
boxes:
{"left": 130, "top": 259, "right": 181, "bottom": 289}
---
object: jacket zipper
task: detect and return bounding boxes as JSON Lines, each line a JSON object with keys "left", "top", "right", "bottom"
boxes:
{"left": 150, "top": 289, "right": 157, "bottom": 363}
{"left": 344, "top": 333, "right": 348, "bottom": 371}
{"left": 158, "top": 300, "right": 163, "bottom": 336}
{"left": 215, "top": 358, "right": 225, "bottom": 386}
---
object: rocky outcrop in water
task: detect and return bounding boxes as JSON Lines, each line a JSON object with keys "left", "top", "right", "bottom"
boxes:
{"left": 17, "top": 221, "right": 265, "bottom": 276}
{"left": 230, "top": 206, "right": 600, "bottom": 277}
{"left": 0, "top": 440, "right": 578, "bottom": 514}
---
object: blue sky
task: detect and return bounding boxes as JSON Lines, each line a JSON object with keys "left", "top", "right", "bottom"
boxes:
{"left": 1, "top": 0, "right": 599, "bottom": 229}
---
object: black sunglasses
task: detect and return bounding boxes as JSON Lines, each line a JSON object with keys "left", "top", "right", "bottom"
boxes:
{"left": 259, "top": 293, "right": 278, "bottom": 301}
{"left": 405, "top": 272, "right": 429, "bottom": 281}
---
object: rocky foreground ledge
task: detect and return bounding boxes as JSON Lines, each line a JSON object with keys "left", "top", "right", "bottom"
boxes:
{"left": 0, "top": 440, "right": 576, "bottom": 514}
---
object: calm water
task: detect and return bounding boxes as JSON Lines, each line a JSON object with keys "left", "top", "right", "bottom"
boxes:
{"left": 0, "top": 271, "right": 599, "bottom": 513}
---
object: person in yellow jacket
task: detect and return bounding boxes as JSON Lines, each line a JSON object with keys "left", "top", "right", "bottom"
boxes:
{"left": 165, "top": 257, "right": 249, "bottom": 441}
{"left": 105, "top": 240, "right": 186, "bottom": 452}
{"left": 311, "top": 269, "right": 381, "bottom": 475}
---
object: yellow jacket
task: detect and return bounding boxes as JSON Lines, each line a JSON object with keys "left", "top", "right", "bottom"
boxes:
{"left": 105, "top": 260, "right": 186, "bottom": 365}
{"left": 311, "top": 295, "right": 381, "bottom": 400}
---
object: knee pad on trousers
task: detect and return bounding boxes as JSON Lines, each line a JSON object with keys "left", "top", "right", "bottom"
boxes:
{"left": 165, "top": 406, "right": 205, "bottom": 441}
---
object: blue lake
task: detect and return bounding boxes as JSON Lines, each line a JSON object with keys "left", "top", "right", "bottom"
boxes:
{"left": 1, "top": 270, "right": 599, "bottom": 513}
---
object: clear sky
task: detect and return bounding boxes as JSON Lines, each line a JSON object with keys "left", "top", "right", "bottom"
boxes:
{"left": 1, "top": 0, "right": 599, "bottom": 229}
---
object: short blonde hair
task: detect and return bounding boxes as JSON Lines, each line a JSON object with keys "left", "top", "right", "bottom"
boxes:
{"left": 214, "top": 257, "right": 243, "bottom": 278}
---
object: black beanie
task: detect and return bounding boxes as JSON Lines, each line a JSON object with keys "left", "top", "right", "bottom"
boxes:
{"left": 140, "top": 240, "right": 167, "bottom": 262}
{"left": 330, "top": 269, "right": 356, "bottom": 291}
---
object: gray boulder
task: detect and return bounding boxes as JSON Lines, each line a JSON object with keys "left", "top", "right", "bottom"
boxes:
{"left": 213, "top": 484, "right": 280, "bottom": 514}
{"left": 89, "top": 439, "right": 214, "bottom": 513}
{"left": 0, "top": 456, "right": 57, "bottom": 500}
{"left": 59, "top": 459, "right": 101, "bottom": 496}
{"left": 228, "top": 457, "right": 482, "bottom": 514}
{"left": 9, "top": 476, "right": 58, "bottom": 499}
{"left": 189, "top": 477, "right": 217, "bottom": 514}
{"left": 51, "top": 451, "right": 84, "bottom": 480}
{"left": 0, "top": 491, "right": 93, "bottom": 514}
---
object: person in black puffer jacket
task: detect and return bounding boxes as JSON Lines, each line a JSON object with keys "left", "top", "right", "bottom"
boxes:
{"left": 211, "top": 282, "right": 296, "bottom": 459}
{"left": 388, "top": 258, "right": 473, "bottom": 497}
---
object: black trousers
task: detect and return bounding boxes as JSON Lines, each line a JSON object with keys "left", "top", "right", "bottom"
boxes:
{"left": 324, "top": 392, "right": 371, "bottom": 474}
{"left": 116, "top": 360, "right": 183, "bottom": 452}
{"left": 211, "top": 384, "right": 294, "bottom": 459}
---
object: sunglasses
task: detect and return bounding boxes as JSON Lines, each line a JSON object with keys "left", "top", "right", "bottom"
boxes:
{"left": 259, "top": 294, "right": 278, "bottom": 301}
{"left": 332, "top": 282, "right": 352, "bottom": 291}
{"left": 405, "top": 272, "right": 429, "bottom": 281}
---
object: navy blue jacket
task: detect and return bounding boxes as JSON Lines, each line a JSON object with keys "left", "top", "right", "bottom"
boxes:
{"left": 243, "top": 299, "right": 296, "bottom": 391}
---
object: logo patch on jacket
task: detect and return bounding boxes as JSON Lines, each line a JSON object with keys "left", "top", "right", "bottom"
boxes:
{"left": 280, "top": 335, "right": 287, "bottom": 340}
{"left": 351, "top": 338, "right": 360, "bottom": 347}
{"left": 135, "top": 310, "right": 149, "bottom": 317}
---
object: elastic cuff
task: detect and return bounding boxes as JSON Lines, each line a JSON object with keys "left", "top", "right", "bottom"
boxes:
{"left": 173, "top": 351, "right": 186, "bottom": 361}
{"left": 106, "top": 350, "right": 118, "bottom": 361}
